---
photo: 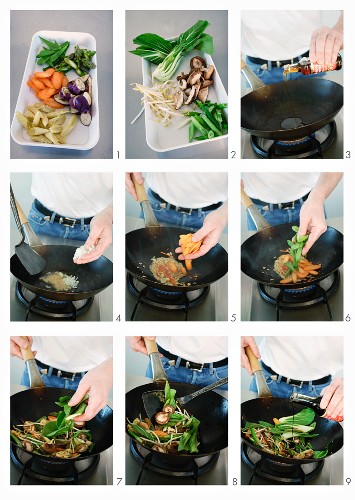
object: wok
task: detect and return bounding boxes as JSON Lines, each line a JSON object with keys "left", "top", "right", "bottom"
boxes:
{"left": 241, "top": 397, "right": 343, "bottom": 465}
{"left": 241, "top": 60, "right": 343, "bottom": 140}
{"left": 126, "top": 175, "right": 228, "bottom": 292}
{"left": 126, "top": 381, "right": 228, "bottom": 461}
{"left": 126, "top": 226, "right": 228, "bottom": 292}
{"left": 11, "top": 387, "right": 113, "bottom": 463}
{"left": 241, "top": 223, "right": 343, "bottom": 289}
{"left": 11, "top": 245, "right": 113, "bottom": 301}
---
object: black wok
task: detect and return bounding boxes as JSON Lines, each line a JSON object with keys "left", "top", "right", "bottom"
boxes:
{"left": 11, "top": 245, "right": 113, "bottom": 300}
{"left": 241, "top": 72, "right": 343, "bottom": 140}
{"left": 241, "top": 223, "right": 343, "bottom": 289}
{"left": 11, "top": 387, "right": 113, "bottom": 463}
{"left": 126, "top": 382, "right": 228, "bottom": 461}
{"left": 126, "top": 226, "right": 228, "bottom": 292}
{"left": 241, "top": 397, "right": 343, "bottom": 465}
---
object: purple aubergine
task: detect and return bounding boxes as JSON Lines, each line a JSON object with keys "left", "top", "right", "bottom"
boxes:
{"left": 70, "top": 94, "right": 90, "bottom": 114}
{"left": 67, "top": 78, "right": 86, "bottom": 95}
{"left": 80, "top": 112, "right": 92, "bottom": 126}
{"left": 59, "top": 87, "right": 72, "bottom": 101}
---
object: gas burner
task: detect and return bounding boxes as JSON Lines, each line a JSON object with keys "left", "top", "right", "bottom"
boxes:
{"left": 251, "top": 121, "right": 336, "bottom": 158}
{"left": 258, "top": 270, "right": 340, "bottom": 321}
{"left": 130, "top": 439, "right": 219, "bottom": 485}
{"left": 241, "top": 442, "right": 324, "bottom": 485}
{"left": 127, "top": 273, "right": 209, "bottom": 321}
{"left": 16, "top": 282, "right": 94, "bottom": 321}
{"left": 11, "top": 444, "right": 100, "bottom": 485}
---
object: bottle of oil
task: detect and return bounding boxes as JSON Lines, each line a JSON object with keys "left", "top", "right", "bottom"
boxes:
{"left": 283, "top": 54, "right": 342, "bottom": 77}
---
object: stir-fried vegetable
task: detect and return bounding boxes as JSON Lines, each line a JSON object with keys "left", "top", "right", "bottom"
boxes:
{"left": 10, "top": 394, "right": 94, "bottom": 459}
{"left": 242, "top": 408, "right": 328, "bottom": 459}
{"left": 127, "top": 381, "right": 201, "bottom": 454}
{"left": 131, "top": 20, "right": 214, "bottom": 83}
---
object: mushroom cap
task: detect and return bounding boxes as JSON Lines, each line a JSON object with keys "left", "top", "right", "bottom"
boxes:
{"left": 190, "top": 56, "right": 207, "bottom": 69}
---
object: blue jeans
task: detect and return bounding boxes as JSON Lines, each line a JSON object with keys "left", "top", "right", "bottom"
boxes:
{"left": 143, "top": 189, "right": 215, "bottom": 230}
{"left": 21, "top": 364, "right": 85, "bottom": 390}
{"left": 249, "top": 363, "right": 331, "bottom": 399}
{"left": 146, "top": 355, "right": 228, "bottom": 390}
{"left": 245, "top": 57, "right": 325, "bottom": 85}
{"left": 246, "top": 201, "right": 303, "bottom": 230}
{"left": 28, "top": 201, "right": 90, "bottom": 241}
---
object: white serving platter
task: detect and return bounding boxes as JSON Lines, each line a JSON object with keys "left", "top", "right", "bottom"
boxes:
{"left": 141, "top": 49, "right": 228, "bottom": 153}
{"left": 11, "top": 30, "right": 99, "bottom": 150}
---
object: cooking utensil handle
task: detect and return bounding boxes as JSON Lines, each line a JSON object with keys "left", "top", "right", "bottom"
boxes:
{"left": 144, "top": 338, "right": 159, "bottom": 356}
{"left": 241, "top": 187, "right": 271, "bottom": 230}
{"left": 178, "top": 377, "right": 228, "bottom": 404}
{"left": 241, "top": 58, "right": 265, "bottom": 90}
{"left": 20, "top": 336, "right": 35, "bottom": 362}
{"left": 245, "top": 346, "right": 262, "bottom": 374}
{"left": 10, "top": 185, "right": 23, "bottom": 232}
{"left": 131, "top": 174, "right": 148, "bottom": 203}
{"left": 290, "top": 393, "right": 324, "bottom": 415}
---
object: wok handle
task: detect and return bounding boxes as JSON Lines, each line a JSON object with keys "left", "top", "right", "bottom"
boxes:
{"left": 245, "top": 346, "right": 262, "bottom": 374}
{"left": 144, "top": 338, "right": 159, "bottom": 356}
{"left": 20, "top": 336, "right": 35, "bottom": 361}
{"left": 131, "top": 174, "right": 148, "bottom": 203}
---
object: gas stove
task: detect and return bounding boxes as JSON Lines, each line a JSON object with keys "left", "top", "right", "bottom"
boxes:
{"left": 241, "top": 391, "right": 343, "bottom": 485}
{"left": 241, "top": 218, "right": 343, "bottom": 321}
{"left": 125, "top": 375, "right": 228, "bottom": 485}
{"left": 241, "top": 113, "right": 343, "bottom": 159}
{"left": 10, "top": 385, "right": 113, "bottom": 485}
{"left": 125, "top": 217, "right": 228, "bottom": 321}
{"left": 10, "top": 234, "right": 113, "bottom": 321}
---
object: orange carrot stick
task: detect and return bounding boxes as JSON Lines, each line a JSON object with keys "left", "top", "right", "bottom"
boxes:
{"left": 42, "top": 98, "right": 65, "bottom": 109}
{"left": 34, "top": 68, "right": 55, "bottom": 79}
{"left": 31, "top": 78, "right": 46, "bottom": 90}
{"left": 41, "top": 78, "right": 55, "bottom": 89}
{"left": 51, "top": 71, "right": 64, "bottom": 90}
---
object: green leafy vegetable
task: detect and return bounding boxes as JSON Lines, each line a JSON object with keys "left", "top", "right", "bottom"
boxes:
{"left": 184, "top": 100, "right": 228, "bottom": 142}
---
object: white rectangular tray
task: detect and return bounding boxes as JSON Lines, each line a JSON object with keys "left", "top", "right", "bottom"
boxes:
{"left": 11, "top": 30, "right": 99, "bottom": 150}
{"left": 142, "top": 49, "right": 228, "bottom": 153}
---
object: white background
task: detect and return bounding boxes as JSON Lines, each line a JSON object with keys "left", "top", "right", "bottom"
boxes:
{"left": 3, "top": 0, "right": 354, "bottom": 497}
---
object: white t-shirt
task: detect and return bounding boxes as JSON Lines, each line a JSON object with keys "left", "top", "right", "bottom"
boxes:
{"left": 32, "top": 336, "right": 113, "bottom": 372}
{"left": 156, "top": 336, "right": 228, "bottom": 364}
{"left": 241, "top": 10, "right": 322, "bottom": 61}
{"left": 242, "top": 173, "right": 320, "bottom": 204}
{"left": 145, "top": 173, "right": 228, "bottom": 209}
{"left": 31, "top": 173, "right": 113, "bottom": 218}
{"left": 259, "top": 336, "right": 343, "bottom": 380}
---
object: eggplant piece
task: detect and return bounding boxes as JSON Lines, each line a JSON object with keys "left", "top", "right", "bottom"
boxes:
{"left": 67, "top": 78, "right": 86, "bottom": 95}
{"left": 59, "top": 87, "right": 72, "bottom": 101}
{"left": 69, "top": 95, "right": 90, "bottom": 114}
{"left": 82, "top": 91, "right": 91, "bottom": 106}
{"left": 85, "top": 77, "right": 93, "bottom": 98}
{"left": 54, "top": 94, "right": 70, "bottom": 105}
{"left": 80, "top": 112, "right": 92, "bottom": 126}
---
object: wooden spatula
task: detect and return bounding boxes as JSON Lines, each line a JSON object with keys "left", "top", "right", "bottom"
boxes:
{"left": 20, "top": 336, "right": 45, "bottom": 388}
{"left": 245, "top": 346, "right": 272, "bottom": 398}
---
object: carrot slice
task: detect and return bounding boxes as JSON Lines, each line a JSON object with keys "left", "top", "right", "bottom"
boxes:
{"left": 61, "top": 75, "right": 69, "bottom": 87}
{"left": 42, "top": 98, "right": 65, "bottom": 109}
{"left": 27, "top": 79, "right": 38, "bottom": 91}
{"left": 37, "top": 88, "right": 57, "bottom": 100}
{"left": 31, "top": 78, "right": 46, "bottom": 90}
{"left": 51, "top": 71, "right": 63, "bottom": 90}
{"left": 41, "top": 78, "right": 55, "bottom": 89}
{"left": 34, "top": 68, "right": 55, "bottom": 79}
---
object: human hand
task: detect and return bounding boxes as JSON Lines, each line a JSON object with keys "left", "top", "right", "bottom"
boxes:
{"left": 68, "top": 357, "right": 113, "bottom": 422}
{"left": 175, "top": 204, "right": 228, "bottom": 260}
{"left": 127, "top": 336, "right": 159, "bottom": 356}
{"left": 125, "top": 172, "right": 144, "bottom": 201}
{"left": 309, "top": 25, "right": 343, "bottom": 66}
{"left": 10, "top": 336, "right": 36, "bottom": 359}
{"left": 241, "top": 336, "right": 260, "bottom": 375}
{"left": 298, "top": 197, "right": 327, "bottom": 255}
{"left": 74, "top": 205, "right": 113, "bottom": 264}
{"left": 320, "top": 378, "right": 343, "bottom": 421}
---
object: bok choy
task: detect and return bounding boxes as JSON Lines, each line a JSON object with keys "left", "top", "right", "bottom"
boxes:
{"left": 130, "top": 20, "right": 214, "bottom": 82}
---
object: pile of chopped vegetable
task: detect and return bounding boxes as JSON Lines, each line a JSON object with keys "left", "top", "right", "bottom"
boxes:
{"left": 242, "top": 408, "right": 328, "bottom": 459}
{"left": 131, "top": 81, "right": 182, "bottom": 126}
{"left": 10, "top": 395, "right": 94, "bottom": 459}
{"left": 183, "top": 100, "right": 228, "bottom": 142}
{"left": 127, "top": 381, "right": 201, "bottom": 454}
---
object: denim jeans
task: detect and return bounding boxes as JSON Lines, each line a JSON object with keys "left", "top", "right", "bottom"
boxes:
{"left": 249, "top": 363, "right": 331, "bottom": 398}
{"left": 246, "top": 201, "right": 303, "bottom": 230}
{"left": 245, "top": 57, "right": 325, "bottom": 85}
{"left": 142, "top": 189, "right": 216, "bottom": 230}
{"left": 146, "top": 355, "right": 228, "bottom": 390}
{"left": 21, "top": 364, "right": 85, "bottom": 390}
{"left": 28, "top": 201, "right": 90, "bottom": 241}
